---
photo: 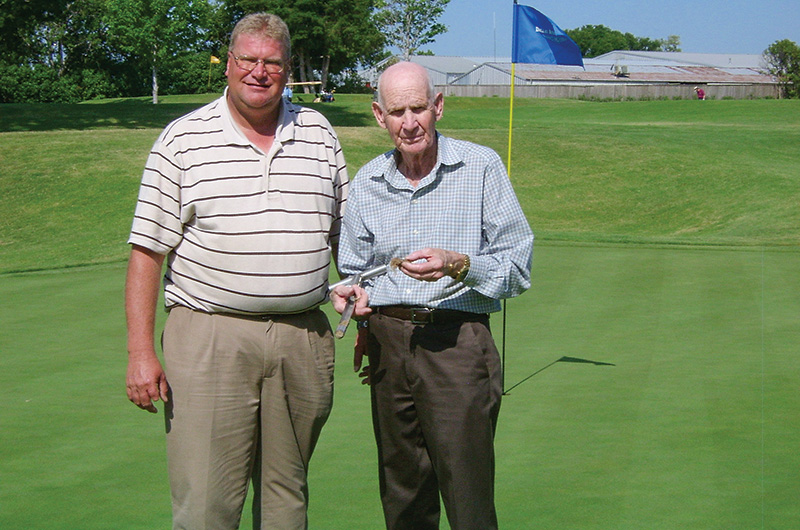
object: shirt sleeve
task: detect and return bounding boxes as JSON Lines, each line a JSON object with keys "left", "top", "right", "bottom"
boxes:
{"left": 329, "top": 133, "right": 349, "bottom": 251}
{"left": 127, "top": 138, "right": 184, "bottom": 254}
{"left": 336, "top": 174, "right": 374, "bottom": 277}
{"left": 461, "top": 150, "right": 534, "bottom": 300}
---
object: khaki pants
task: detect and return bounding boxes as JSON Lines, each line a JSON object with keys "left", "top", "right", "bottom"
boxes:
{"left": 162, "top": 307, "right": 334, "bottom": 530}
{"left": 366, "top": 313, "right": 503, "bottom": 530}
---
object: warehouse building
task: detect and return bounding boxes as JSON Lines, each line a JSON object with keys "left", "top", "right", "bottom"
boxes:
{"left": 366, "top": 52, "right": 779, "bottom": 100}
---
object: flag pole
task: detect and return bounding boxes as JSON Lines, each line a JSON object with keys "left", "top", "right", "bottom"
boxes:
{"left": 505, "top": 1, "right": 584, "bottom": 395}
{"left": 503, "top": 60, "right": 517, "bottom": 395}
{"left": 507, "top": 62, "right": 516, "bottom": 175}
{"left": 503, "top": 1, "right": 520, "bottom": 395}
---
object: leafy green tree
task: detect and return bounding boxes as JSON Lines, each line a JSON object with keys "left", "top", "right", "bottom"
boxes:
{"left": 318, "top": 0, "right": 385, "bottom": 89}
{"left": 105, "top": 0, "right": 216, "bottom": 103}
{"left": 662, "top": 35, "right": 682, "bottom": 52}
{"left": 0, "top": 0, "right": 63, "bottom": 65}
{"left": 374, "top": 0, "right": 450, "bottom": 61}
{"left": 764, "top": 39, "right": 800, "bottom": 98}
{"left": 0, "top": 0, "right": 120, "bottom": 102}
{"left": 565, "top": 24, "right": 678, "bottom": 58}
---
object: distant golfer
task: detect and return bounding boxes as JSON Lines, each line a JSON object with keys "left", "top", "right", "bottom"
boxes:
{"left": 331, "top": 61, "right": 533, "bottom": 530}
{"left": 694, "top": 86, "right": 706, "bottom": 100}
{"left": 124, "top": 12, "right": 347, "bottom": 529}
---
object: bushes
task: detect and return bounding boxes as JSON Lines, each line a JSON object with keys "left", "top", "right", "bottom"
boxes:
{"left": 0, "top": 65, "right": 77, "bottom": 103}
{"left": 0, "top": 65, "right": 121, "bottom": 103}
{"left": 0, "top": 50, "right": 228, "bottom": 103}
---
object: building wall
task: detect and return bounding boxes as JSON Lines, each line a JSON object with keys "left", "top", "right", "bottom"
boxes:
{"left": 437, "top": 83, "right": 780, "bottom": 100}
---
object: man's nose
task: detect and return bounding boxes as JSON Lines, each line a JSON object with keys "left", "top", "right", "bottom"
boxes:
{"left": 401, "top": 110, "right": 417, "bottom": 128}
{"left": 249, "top": 62, "right": 270, "bottom": 78}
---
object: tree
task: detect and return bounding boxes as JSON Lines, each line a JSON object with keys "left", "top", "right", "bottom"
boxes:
{"left": 317, "top": 0, "right": 385, "bottom": 90}
{"left": 0, "top": 0, "right": 63, "bottom": 65}
{"left": 662, "top": 35, "right": 681, "bottom": 52}
{"left": 565, "top": 24, "right": 679, "bottom": 58}
{"left": 374, "top": 0, "right": 450, "bottom": 61}
{"left": 105, "top": 0, "right": 216, "bottom": 103}
{"left": 0, "top": 0, "right": 121, "bottom": 102}
{"left": 764, "top": 39, "right": 800, "bottom": 98}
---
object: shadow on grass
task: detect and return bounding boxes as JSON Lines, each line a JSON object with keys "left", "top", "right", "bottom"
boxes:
{"left": 0, "top": 97, "right": 374, "bottom": 132}
{"left": 504, "top": 356, "right": 615, "bottom": 395}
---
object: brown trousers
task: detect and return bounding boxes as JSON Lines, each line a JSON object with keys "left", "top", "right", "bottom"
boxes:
{"left": 162, "top": 307, "right": 334, "bottom": 530}
{"left": 366, "top": 313, "right": 503, "bottom": 530}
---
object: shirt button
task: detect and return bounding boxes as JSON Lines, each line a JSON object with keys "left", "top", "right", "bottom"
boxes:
{"left": 413, "top": 229, "right": 419, "bottom": 235}
{"left": 405, "top": 289, "right": 412, "bottom": 294}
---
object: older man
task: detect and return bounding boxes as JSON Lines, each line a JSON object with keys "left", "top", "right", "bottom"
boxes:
{"left": 125, "top": 13, "right": 348, "bottom": 530}
{"left": 332, "top": 62, "right": 533, "bottom": 530}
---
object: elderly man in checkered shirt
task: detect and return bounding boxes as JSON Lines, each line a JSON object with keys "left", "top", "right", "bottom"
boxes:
{"left": 331, "top": 61, "right": 533, "bottom": 530}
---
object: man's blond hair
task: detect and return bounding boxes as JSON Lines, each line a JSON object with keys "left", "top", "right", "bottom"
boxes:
{"left": 229, "top": 13, "right": 291, "bottom": 63}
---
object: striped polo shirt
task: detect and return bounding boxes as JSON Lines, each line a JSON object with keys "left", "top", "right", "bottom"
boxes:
{"left": 128, "top": 91, "right": 348, "bottom": 315}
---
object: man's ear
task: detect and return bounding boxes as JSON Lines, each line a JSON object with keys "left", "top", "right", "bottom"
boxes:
{"left": 433, "top": 92, "right": 444, "bottom": 121}
{"left": 372, "top": 102, "right": 387, "bottom": 129}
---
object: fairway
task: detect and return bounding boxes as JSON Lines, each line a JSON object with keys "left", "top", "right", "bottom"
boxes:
{"left": 1, "top": 95, "right": 798, "bottom": 529}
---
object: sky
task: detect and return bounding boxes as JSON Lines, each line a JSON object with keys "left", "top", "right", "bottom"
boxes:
{"left": 424, "top": 0, "right": 800, "bottom": 59}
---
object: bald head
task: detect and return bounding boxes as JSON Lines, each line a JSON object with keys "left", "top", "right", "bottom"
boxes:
{"left": 376, "top": 62, "right": 436, "bottom": 109}
{"left": 371, "top": 61, "right": 443, "bottom": 176}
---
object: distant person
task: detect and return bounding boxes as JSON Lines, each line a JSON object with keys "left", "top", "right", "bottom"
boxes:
{"left": 124, "top": 12, "right": 348, "bottom": 529}
{"left": 694, "top": 86, "right": 706, "bottom": 100}
{"left": 318, "top": 88, "right": 335, "bottom": 102}
{"left": 283, "top": 84, "right": 293, "bottom": 101}
{"left": 331, "top": 61, "right": 533, "bottom": 530}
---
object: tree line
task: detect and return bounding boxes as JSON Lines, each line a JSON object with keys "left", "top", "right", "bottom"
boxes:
{"left": 0, "top": 0, "right": 439, "bottom": 103}
{"left": 565, "top": 25, "right": 681, "bottom": 57}
{"left": 1, "top": 0, "right": 796, "bottom": 103}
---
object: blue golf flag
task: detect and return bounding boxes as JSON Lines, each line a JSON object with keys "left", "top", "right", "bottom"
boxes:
{"left": 512, "top": 3, "right": 584, "bottom": 67}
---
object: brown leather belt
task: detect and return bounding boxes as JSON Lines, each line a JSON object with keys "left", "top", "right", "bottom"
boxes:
{"left": 374, "top": 305, "right": 487, "bottom": 325}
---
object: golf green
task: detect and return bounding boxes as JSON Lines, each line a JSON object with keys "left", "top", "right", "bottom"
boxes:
{"left": 1, "top": 243, "right": 796, "bottom": 529}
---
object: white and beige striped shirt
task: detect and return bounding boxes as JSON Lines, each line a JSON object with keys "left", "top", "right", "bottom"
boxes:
{"left": 129, "top": 92, "right": 348, "bottom": 314}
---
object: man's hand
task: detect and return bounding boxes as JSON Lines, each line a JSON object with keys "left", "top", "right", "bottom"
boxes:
{"left": 125, "top": 245, "right": 167, "bottom": 413}
{"left": 399, "top": 248, "right": 467, "bottom": 282}
{"left": 126, "top": 352, "right": 169, "bottom": 413}
{"left": 330, "top": 284, "right": 372, "bottom": 318}
{"left": 353, "top": 326, "right": 371, "bottom": 385}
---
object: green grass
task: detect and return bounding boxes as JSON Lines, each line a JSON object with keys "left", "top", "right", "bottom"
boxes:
{"left": 1, "top": 246, "right": 797, "bottom": 529}
{"left": 1, "top": 95, "right": 798, "bottom": 529}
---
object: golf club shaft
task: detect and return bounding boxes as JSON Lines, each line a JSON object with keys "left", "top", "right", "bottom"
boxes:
{"left": 328, "top": 264, "right": 389, "bottom": 292}
{"left": 334, "top": 295, "right": 356, "bottom": 338}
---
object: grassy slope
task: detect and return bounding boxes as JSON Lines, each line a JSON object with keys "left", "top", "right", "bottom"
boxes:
{"left": 1, "top": 96, "right": 798, "bottom": 273}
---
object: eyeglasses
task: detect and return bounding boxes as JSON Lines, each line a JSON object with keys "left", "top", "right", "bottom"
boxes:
{"left": 231, "top": 54, "right": 285, "bottom": 74}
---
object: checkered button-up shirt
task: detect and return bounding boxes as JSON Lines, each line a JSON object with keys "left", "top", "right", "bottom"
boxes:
{"left": 338, "top": 134, "right": 533, "bottom": 314}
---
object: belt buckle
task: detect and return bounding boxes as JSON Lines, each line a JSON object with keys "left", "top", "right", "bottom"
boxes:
{"left": 410, "top": 308, "right": 431, "bottom": 324}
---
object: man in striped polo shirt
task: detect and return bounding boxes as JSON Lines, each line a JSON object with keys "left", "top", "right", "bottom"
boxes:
{"left": 332, "top": 62, "right": 533, "bottom": 530}
{"left": 124, "top": 13, "right": 347, "bottom": 530}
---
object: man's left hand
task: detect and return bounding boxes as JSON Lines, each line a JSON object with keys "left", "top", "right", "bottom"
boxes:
{"left": 330, "top": 284, "right": 372, "bottom": 317}
{"left": 399, "top": 248, "right": 466, "bottom": 282}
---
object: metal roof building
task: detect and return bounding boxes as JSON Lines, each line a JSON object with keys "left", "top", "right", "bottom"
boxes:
{"left": 366, "top": 52, "right": 780, "bottom": 100}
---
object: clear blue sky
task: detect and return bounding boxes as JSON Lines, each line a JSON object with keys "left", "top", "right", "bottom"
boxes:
{"left": 424, "top": 0, "right": 800, "bottom": 58}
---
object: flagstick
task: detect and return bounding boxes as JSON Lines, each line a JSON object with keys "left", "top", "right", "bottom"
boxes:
{"left": 502, "top": 62, "right": 517, "bottom": 395}
{"left": 507, "top": 62, "right": 516, "bottom": 177}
